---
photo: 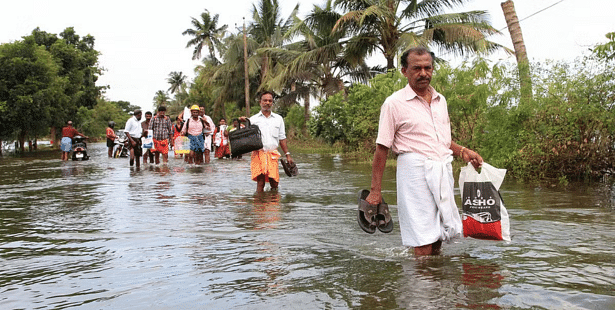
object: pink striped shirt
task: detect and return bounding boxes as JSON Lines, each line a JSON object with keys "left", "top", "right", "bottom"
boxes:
{"left": 376, "top": 84, "right": 452, "bottom": 160}
{"left": 181, "top": 117, "right": 204, "bottom": 136}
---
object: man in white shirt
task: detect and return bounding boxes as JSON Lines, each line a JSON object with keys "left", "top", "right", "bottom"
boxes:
{"left": 124, "top": 109, "right": 143, "bottom": 168}
{"left": 240, "top": 91, "right": 293, "bottom": 192}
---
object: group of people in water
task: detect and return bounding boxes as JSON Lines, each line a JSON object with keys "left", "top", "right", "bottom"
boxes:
{"left": 100, "top": 91, "right": 293, "bottom": 192}
{"left": 63, "top": 47, "right": 490, "bottom": 257}
{"left": 104, "top": 106, "right": 247, "bottom": 166}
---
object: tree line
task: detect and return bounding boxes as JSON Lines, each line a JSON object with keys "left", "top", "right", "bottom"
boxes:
{"left": 3, "top": 0, "right": 613, "bottom": 182}
{"left": 1, "top": 0, "right": 504, "bottom": 151}
{"left": 159, "top": 0, "right": 505, "bottom": 125}
{"left": 0, "top": 27, "right": 139, "bottom": 152}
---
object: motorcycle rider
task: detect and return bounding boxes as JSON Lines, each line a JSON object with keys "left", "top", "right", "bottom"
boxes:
{"left": 106, "top": 121, "right": 118, "bottom": 158}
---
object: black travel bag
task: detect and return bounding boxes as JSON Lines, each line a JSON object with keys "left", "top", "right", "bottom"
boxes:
{"left": 229, "top": 119, "right": 263, "bottom": 157}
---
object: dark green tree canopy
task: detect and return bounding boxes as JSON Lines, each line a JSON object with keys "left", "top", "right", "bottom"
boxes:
{"left": 0, "top": 27, "right": 103, "bottom": 148}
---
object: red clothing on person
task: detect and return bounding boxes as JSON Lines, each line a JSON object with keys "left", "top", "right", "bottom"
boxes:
{"left": 172, "top": 124, "right": 182, "bottom": 147}
{"left": 153, "top": 139, "right": 169, "bottom": 154}
{"left": 62, "top": 126, "right": 79, "bottom": 138}
{"left": 106, "top": 127, "right": 115, "bottom": 141}
{"left": 215, "top": 144, "right": 230, "bottom": 158}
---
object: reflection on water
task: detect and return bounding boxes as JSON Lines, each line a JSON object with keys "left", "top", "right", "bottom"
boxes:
{"left": 0, "top": 143, "right": 614, "bottom": 309}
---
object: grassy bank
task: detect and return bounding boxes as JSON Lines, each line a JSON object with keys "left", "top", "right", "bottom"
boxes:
{"left": 287, "top": 134, "right": 344, "bottom": 155}
{"left": 287, "top": 134, "right": 399, "bottom": 167}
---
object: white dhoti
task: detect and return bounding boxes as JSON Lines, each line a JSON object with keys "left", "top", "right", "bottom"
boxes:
{"left": 397, "top": 153, "right": 462, "bottom": 247}
{"left": 203, "top": 134, "right": 212, "bottom": 152}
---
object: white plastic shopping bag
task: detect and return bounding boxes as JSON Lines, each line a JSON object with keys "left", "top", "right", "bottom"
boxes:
{"left": 142, "top": 129, "right": 153, "bottom": 149}
{"left": 459, "top": 163, "right": 510, "bottom": 241}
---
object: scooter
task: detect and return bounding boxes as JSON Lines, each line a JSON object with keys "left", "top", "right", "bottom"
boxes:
{"left": 113, "top": 130, "right": 129, "bottom": 158}
{"left": 71, "top": 136, "right": 90, "bottom": 160}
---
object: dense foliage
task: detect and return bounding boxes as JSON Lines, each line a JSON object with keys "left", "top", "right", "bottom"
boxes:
{"left": 180, "top": 0, "right": 504, "bottom": 125}
{"left": 310, "top": 55, "right": 615, "bottom": 181}
{"left": 0, "top": 37, "right": 62, "bottom": 148}
{"left": 0, "top": 27, "right": 108, "bottom": 150}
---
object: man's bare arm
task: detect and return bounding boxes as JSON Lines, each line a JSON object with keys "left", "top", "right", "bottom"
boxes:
{"left": 366, "top": 144, "right": 389, "bottom": 205}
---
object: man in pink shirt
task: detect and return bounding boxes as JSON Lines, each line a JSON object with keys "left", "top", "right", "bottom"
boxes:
{"left": 181, "top": 105, "right": 211, "bottom": 164}
{"left": 364, "top": 47, "right": 483, "bottom": 256}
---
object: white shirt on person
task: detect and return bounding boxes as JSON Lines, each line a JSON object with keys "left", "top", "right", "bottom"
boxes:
{"left": 124, "top": 116, "right": 142, "bottom": 139}
{"left": 201, "top": 115, "right": 215, "bottom": 152}
{"left": 201, "top": 115, "right": 215, "bottom": 136}
{"left": 249, "top": 111, "right": 286, "bottom": 151}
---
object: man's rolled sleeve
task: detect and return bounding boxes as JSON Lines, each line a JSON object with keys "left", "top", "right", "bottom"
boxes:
{"left": 278, "top": 117, "right": 286, "bottom": 141}
{"left": 375, "top": 101, "right": 395, "bottom": 149}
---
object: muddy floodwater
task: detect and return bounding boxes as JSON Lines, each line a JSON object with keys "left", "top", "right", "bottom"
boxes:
{"left": 0, "top": 143, "right": 614, "bottom": 309}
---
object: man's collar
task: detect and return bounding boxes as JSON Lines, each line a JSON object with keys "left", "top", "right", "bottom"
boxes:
{"left": 405, "top": 84, "right": 438, "bottom": 101}
{"left": 257, "top": 110, "right": 274, "bottom": 118}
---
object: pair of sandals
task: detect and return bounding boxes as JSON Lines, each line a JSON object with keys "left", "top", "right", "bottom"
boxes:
{"left": 281, "top": 159, "right": 298, "bottom": 177}
{"left": 357, "top": 189, "right": 393, "bottom": 234}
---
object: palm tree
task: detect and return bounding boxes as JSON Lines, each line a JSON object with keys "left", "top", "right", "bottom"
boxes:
{"left": 183, "top": 9, "right": 228, "bottom": 63}
{"left": 153, "top": 90, "right": 170, "bottom": 109}
{"left": 166, "top": 71, "right": 188, "bottom": 111}
{"left": 167, "top": 71, "right": 187, "bottom": 95}
{"left": 259, "top": 0, "right": 379, "bottom": 125}
{"left": 501, "top": 0, "right": 531, "bottom": 105}
{"left": 197, "top": 0, "right": 296, "bottom": 118}
{"left": 193, "top": 31, "right": 259, "bottom": 119}
{"left": 250, "top": 0, "right": 298, "bottom": 84}
{"left": 333, "top": 0, "right": 505, "bottom": 70}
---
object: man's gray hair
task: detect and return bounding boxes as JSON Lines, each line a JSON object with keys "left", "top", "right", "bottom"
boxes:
{"left": 400, "top": 47, "right": 435, "bottom": 68}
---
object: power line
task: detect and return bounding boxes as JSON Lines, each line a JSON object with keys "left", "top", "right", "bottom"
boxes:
{"left": 439, "top": 0, "right": 567, "bottom": 59}
{"left": 514, "top": 0, "right": 566, "bottom": 27}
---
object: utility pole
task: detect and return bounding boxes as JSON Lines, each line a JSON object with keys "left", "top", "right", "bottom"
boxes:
{"left": 501, "top": 0, "right": 532, "bottom": 104}
{"left": 243, "top": 17, "right": 250, "bottom": 117}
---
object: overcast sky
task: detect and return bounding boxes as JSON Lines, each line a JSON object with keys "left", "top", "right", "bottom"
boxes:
{"left": 1, "top": 0, "right": 614, "bottom": 112}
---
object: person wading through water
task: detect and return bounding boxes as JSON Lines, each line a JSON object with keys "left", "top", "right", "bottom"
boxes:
{"left": 365, "top": 47, "right": 483, "bottom": 256}
{"left": 239, "top": 91, "right": 294, "bottom": 192}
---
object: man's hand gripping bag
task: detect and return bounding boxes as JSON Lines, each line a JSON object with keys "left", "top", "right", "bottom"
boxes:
{"left": 459, "top": 163, "right": 510, "bottom": 241}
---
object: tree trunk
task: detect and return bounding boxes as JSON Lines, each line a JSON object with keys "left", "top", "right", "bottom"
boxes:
{"left": 50, "top": 126, "right": 59, "bottom": 148}
{"left": 18, "top": 131, "right": 26, "bottom": 153}
{"left": 501, "top": 0, "right": 532, "bottom": 105}
{"left": 386, "top": 55, "right": 395, "bottom": 70}
{"left": 303, "top": 95, "right": 310, "bottom": 135}
{"left": 243, "top": 18, "right": 250, "bottom": 117}
{"left": 221, "top": 101, "right": 226, "bottom": 120}
{"left": 260, "top": 56, "right": 269, "bottom": 85}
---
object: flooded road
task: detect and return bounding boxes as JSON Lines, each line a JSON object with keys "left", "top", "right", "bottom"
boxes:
{"left": 1, "top": 143, "right": 614, "bottom": 309}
